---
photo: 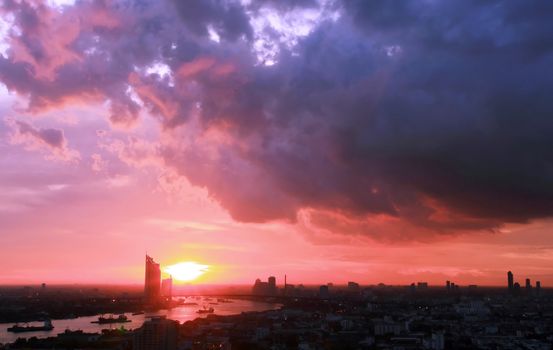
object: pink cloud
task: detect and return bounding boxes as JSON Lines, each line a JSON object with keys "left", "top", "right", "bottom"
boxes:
{"left": 6, "top": 119, "right": 80, "bottom": 162}
{"left": 90, "top": 153, "right": 106, "bottom": 172}
{"left": 100, "top": 136, "right": 162, "bottom": 169}
{"left": 3, "top": 0, "right": 119, "bottom": 80}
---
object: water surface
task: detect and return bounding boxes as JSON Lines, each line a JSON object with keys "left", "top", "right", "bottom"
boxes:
{"left": 0, "top": 297, "right": 280, "bottom": 344}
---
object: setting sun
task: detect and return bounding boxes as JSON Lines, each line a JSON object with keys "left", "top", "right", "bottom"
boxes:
{"left": 164, "top": 262, "right": 209, "bottom": 282}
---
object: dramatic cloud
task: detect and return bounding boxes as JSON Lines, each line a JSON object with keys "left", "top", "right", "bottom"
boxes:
{"left": 1, "top": 0, "right": 553, "bottom": 239}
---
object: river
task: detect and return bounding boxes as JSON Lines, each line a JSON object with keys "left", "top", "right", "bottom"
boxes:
{"left": 0, "top": 297, "right": 280, "bottom": 344}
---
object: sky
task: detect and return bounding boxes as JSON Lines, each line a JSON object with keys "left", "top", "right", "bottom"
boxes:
{"left": 1, "top": 0, "right": 553, "bottom": 286}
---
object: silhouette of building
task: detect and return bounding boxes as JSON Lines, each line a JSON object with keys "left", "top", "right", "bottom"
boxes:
{"left": 268, "top": 276, "right": 276, "bottom": 290}
{"left": 145, "top": 255, "right": 161, "bottom": 303}
{"left": 252, "top": 277, "right": 278, "bottom": 296}
{"left": 133, "top": 316, "right": 177, "bottom": 350}
{"left": 446, "top": 281, "right": 451, "bottom": 291}
{"left": 348, "top": 281, "right": 360, "bottom": 292}
{"left": 507, "top": 271, "right": 514, "bottom": 292}
{"left": 417, "top": 282, "right": 428, "bottom": 290}
{"left": 513, "top": 282, "right": 521, "bottom": 294}
{"left": 526, "top": 278, "right": 532, "bottom": 292}
{"left": 161, "top": 276, "right": 172, "bottom": 301}
{"left": 536, "top": 281, "right": 541, "bottom": 294}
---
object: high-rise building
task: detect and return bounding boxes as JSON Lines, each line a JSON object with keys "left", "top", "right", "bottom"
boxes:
{"left": 133, "top": 316, "right": 178, "bottom": 350}
{"left": 536, "top": 281, "right": 541, "bottom": 294}
{"left": 513, "top": 282, "right": 521, "bottom": 294}
{"left": 446, "top": 280, "right": 451, "bottom": 291}
{"left": 145, "top": 255, "right": 161, "bottom": 303}
{"left": 507, "top": 271, "right": 514, "bottom": 291}
{"left": 525, "top": 278, "right": 532, "bottom": 291}
{"left": 268, "top": 276, "right": 277, "bottom": 295}
{"left": 161, "top": 276, "right": 173, "bottom": 301}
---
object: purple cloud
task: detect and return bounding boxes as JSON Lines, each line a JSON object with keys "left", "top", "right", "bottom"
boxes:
{"left": 6, "top": 119, "right": 80, "bottom": 162}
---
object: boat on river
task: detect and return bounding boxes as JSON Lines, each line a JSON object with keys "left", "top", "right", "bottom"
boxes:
{"left": 91, "top": 314, "right": 131, "bottom": 324}
{"left": 7, "top": 320, "right": 54, "bottom": 333}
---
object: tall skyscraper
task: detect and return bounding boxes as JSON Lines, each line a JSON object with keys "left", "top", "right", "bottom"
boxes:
{"left": 507, "top": 271, "right": 514, "bottom": 292}
{"left": 161, "top": 276, "right": 173, "bottom": 301}
{"left": 133, "top": 316, "right": 178, "bottom": 350}
{"left": 145, "top": 255, "right": 161, "bottom": 303}
{"left": 525, "top": 278, "right": 531, "bottom": 291}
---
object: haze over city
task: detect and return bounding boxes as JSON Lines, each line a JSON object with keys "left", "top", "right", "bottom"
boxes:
{"left": 1, "top": 0, "right": 553, "bottom": 289}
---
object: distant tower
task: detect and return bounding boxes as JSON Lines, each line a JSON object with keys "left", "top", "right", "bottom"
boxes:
{"left": 536, "top": 281, "right": 541, "bottom": 294}
{"left": 525, "top": 278, "right": 531, "bottom": 291}
{"left": 507, "top": 271, "right": 514, "bottom": 292}
{"left": 446, "top": 281, "right": 451, "bottom": 291}
{"left": 145, "top": 255, "right": 161, "bottom": 303}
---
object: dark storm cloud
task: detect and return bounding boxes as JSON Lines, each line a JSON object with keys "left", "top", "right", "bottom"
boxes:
{"left": 248, "top": 0, "right": 320, "bottom": 11}
{"left": 332, "top": 0, "right": 553, "bottom": 225}
{"left": 170, "top": 0, "right": 253, "bottom": 41}
{"left": 1, "top": 0, "right": 553, "bottom": 237}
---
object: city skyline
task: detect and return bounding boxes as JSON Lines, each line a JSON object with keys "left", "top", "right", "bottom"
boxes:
{"left": 1, "top": 0, "right": 553, "bottom": 287}
{"left": 146, "top": 256, "right": 546, "bottom": 295}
